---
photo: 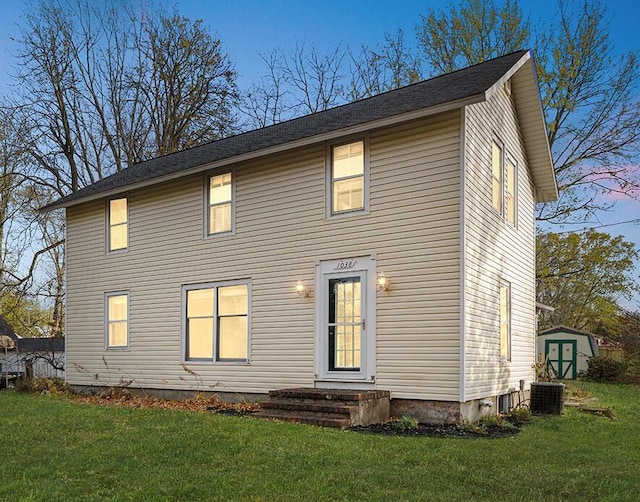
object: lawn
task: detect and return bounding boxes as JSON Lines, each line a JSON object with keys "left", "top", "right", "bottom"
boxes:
{"left": 1, "top": 382, "right": 639, "bottom": 501}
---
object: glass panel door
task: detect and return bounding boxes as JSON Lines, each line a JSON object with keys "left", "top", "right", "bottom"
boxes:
{"left": 328, "top": 276, "right": 362, "bottom": 371}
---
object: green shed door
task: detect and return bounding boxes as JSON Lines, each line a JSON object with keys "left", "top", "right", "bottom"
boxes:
{"left": 545, "top": 340, "right": 577, "bottom": 380}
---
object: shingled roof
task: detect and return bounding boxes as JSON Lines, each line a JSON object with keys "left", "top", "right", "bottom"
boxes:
{"left": 44, "top": 49, "right": 556, "bottom": 210}
{"left": 0, "top": 316, "right": 19, "bottom": 341}
{"left": 17, "top": 337, "right": 65, "bottom": 353}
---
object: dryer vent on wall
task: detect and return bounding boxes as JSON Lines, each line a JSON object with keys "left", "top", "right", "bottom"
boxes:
{"left": 530, "top": 382, "right": 564, "bottom": 415}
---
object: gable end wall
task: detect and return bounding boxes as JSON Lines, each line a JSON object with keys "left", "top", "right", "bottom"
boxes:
{"left": 463, "top": 84, "right": 537, "bottom": 400}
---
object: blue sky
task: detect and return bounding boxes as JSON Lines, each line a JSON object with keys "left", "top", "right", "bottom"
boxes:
{"left": 0, "top": 0, "right": 639, "bottom": 307}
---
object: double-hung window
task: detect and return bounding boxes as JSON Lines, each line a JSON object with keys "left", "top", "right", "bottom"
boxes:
{"left": 491, "top": 141, "right": 503, "bottom": 214}
{"left": 185, "top": 281, "right": 249, "bottom": 362}
{"left": 207, "top": 172, "right": 233, "bottom": 235}
{"left": 329, "top": 139, "right": 367, "bottom": 215}
{"left": 106, "top": 292, "right": 129, "bottom": 349}
{"left": 108, "top": 198, "right": 128, "bottom": 252}
{"left": 505, "top": 158, "right": 517, "bottom": 226}
{"left": 499, "top": 280, "right": 511, "bottom": 360}
{"left": 491, "top": 141, "right": 518, "bottom": 225}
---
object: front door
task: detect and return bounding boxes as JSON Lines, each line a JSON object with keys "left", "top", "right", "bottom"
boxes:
{"left": 316, "top": 257, "right": 376, "bottom": 383}
{"left": 546, "top": 340, "right": 577, "bottom": 379}
{"left": 328, "top": 275, "right": 363, "bottom": 372}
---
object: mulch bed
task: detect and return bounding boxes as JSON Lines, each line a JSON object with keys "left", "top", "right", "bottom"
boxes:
{"left": 350, "top": 421, "right": 521, "bottom": 438}
{"left": 73, "top": 391, "right": 261, "bottom": 415}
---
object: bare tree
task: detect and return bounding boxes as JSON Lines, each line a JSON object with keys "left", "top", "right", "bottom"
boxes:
{"left": 3, "top": 0, "right": 240, "bottom": 338}
{"left": 534, "top": 1, "right": 640, "bottom": 223}
{"left": 416, "top": 0, "right": 640, "bottom": 224}
{"left": 241, "top": 44, "right": 348, "bottom": 128}
{"left": 347, "top": 30, "right": 421, "bottom": 101}
{"left": 14, "top": 0, "right": 239, "bottom": 196}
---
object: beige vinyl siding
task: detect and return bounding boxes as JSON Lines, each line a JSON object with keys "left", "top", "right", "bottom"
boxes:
{"left": 65, "top": 112, "right": 461, "bottom": 400}
{"left": 463, "top": 83, "right": 537, "bottom": 400}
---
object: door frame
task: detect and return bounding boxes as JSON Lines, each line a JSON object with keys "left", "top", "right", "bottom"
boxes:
{"left": 314, "top": 256, "right": 376, "bottom": 384}
{"left": 545, "top": 339, "right": 577, "bottom": 380}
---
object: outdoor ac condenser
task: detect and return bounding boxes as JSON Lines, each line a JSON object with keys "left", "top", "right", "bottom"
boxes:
{"left": 530, "top": 382, "right": 564, "bottom": 415}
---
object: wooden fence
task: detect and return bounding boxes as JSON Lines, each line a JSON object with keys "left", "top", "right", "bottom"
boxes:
{"left": 598, "top": 346, "right": 625, "bottom": 361}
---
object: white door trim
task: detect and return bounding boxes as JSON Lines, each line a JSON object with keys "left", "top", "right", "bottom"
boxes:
{"left": 314, "top": 256, "right": 376, "bottom": 383}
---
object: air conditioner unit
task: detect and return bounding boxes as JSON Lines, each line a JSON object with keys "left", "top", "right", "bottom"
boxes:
{"left": 530, "top": 382, "right": 564, "bottom": 415}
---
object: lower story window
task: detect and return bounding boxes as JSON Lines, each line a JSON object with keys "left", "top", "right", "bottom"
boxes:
{"left": 499, "top": 280, "right": 511, "bottom": 360}
{"left": 106, "top": 292, "right": 129, "bottom": 349}
{"left": 185, "top": 281, "right": 249, "bottom": 362}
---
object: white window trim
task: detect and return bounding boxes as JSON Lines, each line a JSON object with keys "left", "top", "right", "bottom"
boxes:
{"left": 106, "top": 197, "right": 129, "bottom": 254}
{"left": 204, "top": 168, "right": 236, "bottom": 238}
{"left": 326, "top": 136, "right": 370, "bottom": 219}
{"left": 499, "top": 279, "right": 512, "bottom": 362}
{"left": 182, "top": 279, "right": 251, "bottom": 364}
{"left": 105, "top": 291, "right": 130, "bottom": 350}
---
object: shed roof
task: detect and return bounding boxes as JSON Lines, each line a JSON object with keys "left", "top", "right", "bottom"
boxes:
{"left": 43, "top": 49, "right": 557, "bottom": 212}
{"left": 538, "top": 326, "right": 600, "bottom": 357}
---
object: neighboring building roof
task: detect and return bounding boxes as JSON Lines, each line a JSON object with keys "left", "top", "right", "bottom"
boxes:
{"left": 43, "top": 49, "right": 557, "bottom": 212}
{"left": 17, "top": 337, "right": 65, "bottom": 353}
{"left": 0, "top": 316, "right": 19, "bottom": 341}
{"left": 538, "top": 326, "right": 599, "bottom": 357}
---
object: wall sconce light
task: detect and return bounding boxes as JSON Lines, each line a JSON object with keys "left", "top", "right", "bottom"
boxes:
{"left": 296, "top": 281, "right": 310, "bottom": 298}
{"left": 377, "top": 272, "right": 390, "bottom": 292}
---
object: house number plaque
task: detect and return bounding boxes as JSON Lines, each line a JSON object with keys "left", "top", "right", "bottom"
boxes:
{"left": 334, "top": 260, "right": 357, "bottom": 270}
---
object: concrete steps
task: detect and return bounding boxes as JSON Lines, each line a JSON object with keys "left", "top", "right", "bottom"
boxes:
{"left": 255, "top": 388, "right": 390, "bottom": 428}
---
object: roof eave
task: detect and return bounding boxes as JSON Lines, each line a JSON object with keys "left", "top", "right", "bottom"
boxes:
{"left": 42, "top": 93, "right": 485, "bottom": 212}
{"left": 507, "top": 51, "right": 558, "bottom": 203}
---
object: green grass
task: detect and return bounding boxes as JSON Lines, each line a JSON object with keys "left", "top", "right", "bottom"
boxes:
{"left": 1, "top": 382, "right": 639, "bottom": 501}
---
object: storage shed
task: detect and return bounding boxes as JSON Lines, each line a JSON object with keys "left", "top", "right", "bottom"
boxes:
{"left": 538, "top": 326, "right": 599, "bottom": 379}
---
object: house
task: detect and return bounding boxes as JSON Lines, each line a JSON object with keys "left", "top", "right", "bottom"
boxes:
{"left": 43, "top": 50, "right": 557, "bottom": 423}
{"left": 16, "top": 337, "right": 66, "bottom": 379}
{"left": 0, "top": 316, "right": 21, "bottom": 383}
{"left": 0, "top": 316, "right": 65, "bottom": 383}
{"left": 538, "top": 326, "right": 599, "bottom": 379}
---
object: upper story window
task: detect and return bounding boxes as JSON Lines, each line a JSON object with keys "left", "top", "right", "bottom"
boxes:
{"left": 207, "top": 172, "right": 233, "bottom": 235}
{"left": 108, "top": 198, "right": 128, "bottom": 252}
{"left": 106, "top": 291, "right": 129, "bottom": 349}
{"left": 491, "top": 140, "right": 518, "bottom": 225}
{"left": 491, "top": 141, "right": 503, "bottom": 214}
{"left": 185, "top": 281, "right": 249, "bottom": 362}
{"left": 505, "top": 158, "right": 517, "bottom": 226}
{"left": 329, "top": 139, "right": 368, "bottom": 216}
{"left": 499, "top": 280, "right": 511, "bottom": 361}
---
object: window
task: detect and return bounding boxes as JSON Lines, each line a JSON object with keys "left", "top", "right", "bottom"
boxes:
{"left": 330, "top": 140, "right": 367, "bottom": 215}
{"left": 499, "top": 281, "right": 511, "bottom": 360}
{"left": 207, "top": 172, "right": 233, "bottom": 235}
{"left": 108, "top": 198, "right": 128, "bottom": 251}
{"left": 491, "top": 141, "right": 518, "bottom": 224}
{"left": 491, "top": 141, "right": 503, "bottom": 213}
{"left": 185, "top": 282, "right": 249, "bottom": 362}
{"left": 505, "top": 158, "right": 517, "bottom": 226}
{"left": 106, "top": 292, "right": 129, "bottom": 348}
